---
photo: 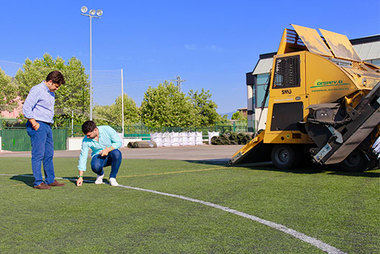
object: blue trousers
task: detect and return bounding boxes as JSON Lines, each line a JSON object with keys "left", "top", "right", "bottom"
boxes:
{"left": 91, "top": 149, "right": 122, "bottom": 178}
{"left": 26, "top": 121, "right": 55, "bottom": 186}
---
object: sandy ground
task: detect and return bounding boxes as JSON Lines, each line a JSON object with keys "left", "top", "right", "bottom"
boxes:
{"left": 0, "top": 145, "right": 243, "bottom": 162}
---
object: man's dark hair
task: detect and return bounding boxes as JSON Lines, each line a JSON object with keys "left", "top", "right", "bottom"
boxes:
{"left": 46, "top": 70, "right": 65, "bottom": 85}
{"left": 82, "top": 121, "right": 97, "bottom": 134}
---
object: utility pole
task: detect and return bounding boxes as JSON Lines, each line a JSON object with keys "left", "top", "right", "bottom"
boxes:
{"left": 71, "top": 110, "right": 74, "bottom": 137}
{"left": 172, "top": 75, "right": 186, "bottom": 90}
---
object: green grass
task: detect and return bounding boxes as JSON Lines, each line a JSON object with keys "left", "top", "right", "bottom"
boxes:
{"left": 0, "top": 157, "right": 379, "bottom": 253}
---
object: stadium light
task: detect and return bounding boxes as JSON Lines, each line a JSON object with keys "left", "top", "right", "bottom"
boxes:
{"left": 80, "top": 6, "right": 103, "bottom": 120}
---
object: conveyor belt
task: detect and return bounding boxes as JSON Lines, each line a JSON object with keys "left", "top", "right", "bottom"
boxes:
{"left": 314, "top": 82, "right": 380, "bottom": 165}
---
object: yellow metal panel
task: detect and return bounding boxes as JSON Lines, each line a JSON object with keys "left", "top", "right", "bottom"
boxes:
{"left": 264, "top": 52, "right": 311, "bottom": 144}
{"left": 305, "top": 52, "right": 357, "bottom": 105}
{"left": 231, "top": 131, "right": 265, "bottom": 159}
{"left": 341, "top": 65, "right": 380, "bottom": 89}
{"left": 263, "top": 131, "right": 312, "bottom": 144}
{"left": 319, "top": 28, "right": 361, "bottom": 62}
{"left": 277, "top": 29, "right": 289, "bottom": 55}
{"left": 291, "top": 24, "right": 333, "bottom": 57}
{"left": 269, "top": 51, "right": 307, "bottom": 102}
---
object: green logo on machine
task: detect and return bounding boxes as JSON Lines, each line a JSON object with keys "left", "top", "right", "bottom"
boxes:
{"left": 311, "top": 79, "right": 350, "bottom": 92}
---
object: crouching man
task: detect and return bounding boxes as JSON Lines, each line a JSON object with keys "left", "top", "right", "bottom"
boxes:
{"left": 76, "top": 121, "right": 123, "bottom": 187}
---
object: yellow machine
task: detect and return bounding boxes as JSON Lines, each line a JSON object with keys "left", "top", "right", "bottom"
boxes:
{"left": 230, "top": 25, "right": 380, "bottom": 171}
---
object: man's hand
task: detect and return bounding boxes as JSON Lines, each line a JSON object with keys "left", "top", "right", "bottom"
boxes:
{"left": 32, "top": 122, "right": 40, "bottom": 131}
{"left": 76, "top": 177, "right": 83, "bottom": 187}
{"left": 100, "top": 147, "right": 111, "bottom": 157}
{"left": 29, "top": 119, "right": 40, "bottom": 130}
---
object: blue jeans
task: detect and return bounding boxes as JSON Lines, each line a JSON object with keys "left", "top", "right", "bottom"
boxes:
{"left": 91, "top": 149, "right": 122, "bottom": 178}
{"left": 26, "top": 121, "right": 55, "bottom": 186}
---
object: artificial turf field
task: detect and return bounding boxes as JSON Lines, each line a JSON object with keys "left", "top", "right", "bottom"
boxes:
{"left": 0, "top": 157, "right": 379, "bottom": 253}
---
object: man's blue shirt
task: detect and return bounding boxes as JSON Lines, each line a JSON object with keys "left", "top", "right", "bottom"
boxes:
{"left": 22, "top": 82, "right": 55, "bottom": 123}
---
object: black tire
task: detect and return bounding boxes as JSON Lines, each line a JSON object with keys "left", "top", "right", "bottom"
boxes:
{"left": 297, "top": 145, "right": 314, "bottom": 168}
{"left": 340, "top": 149, "right": 369, "bottom": 172}
{"left": 271, "top": 145, "right": 298, "bottom": 170}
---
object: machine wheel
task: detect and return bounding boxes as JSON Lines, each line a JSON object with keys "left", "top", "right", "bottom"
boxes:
{"left": 340, "top": 149, "right": 369, "bottom": 172}
{"left": 271, "top": 145, "right": 298, "bottom": 170}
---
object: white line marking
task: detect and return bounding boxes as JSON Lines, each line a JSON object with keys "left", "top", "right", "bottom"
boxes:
{"left": 0, "top": 173, "right": 345, "bottom": 254}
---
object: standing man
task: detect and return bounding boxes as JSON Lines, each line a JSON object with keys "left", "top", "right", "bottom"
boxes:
{"left": 76, "top": 121, "right": 123, "bottom": 187}
{"left": 23, "top": 70, "right": 66, "bottom": 189}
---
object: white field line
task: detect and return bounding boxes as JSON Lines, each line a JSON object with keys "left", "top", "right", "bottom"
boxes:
{"left": 0, "top": 173, "right": 345, "bottom": 254}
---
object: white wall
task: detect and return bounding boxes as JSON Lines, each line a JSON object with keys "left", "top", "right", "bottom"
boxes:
{"left": 255, "top": 108, "right": 268, "bottom": 131}
{"left": 67, "top": 137, "right": 83, "bottom": 151}
{"left": 247, "top": 84, "right": 254, "bottom": 132}
{"left": 151, "top": 132, "right": 204, "bottom": 147}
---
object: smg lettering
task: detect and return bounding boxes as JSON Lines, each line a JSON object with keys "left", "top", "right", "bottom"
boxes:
{"left": 282, "top": 89, "right": 292, "bottom": 95}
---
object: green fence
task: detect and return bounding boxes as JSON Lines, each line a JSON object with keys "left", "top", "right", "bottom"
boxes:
{"left": 0, "top": 119, "right": 248, "bottom": 151}
{"left": 1, "top": 128, "right": 67, "bottom": 151}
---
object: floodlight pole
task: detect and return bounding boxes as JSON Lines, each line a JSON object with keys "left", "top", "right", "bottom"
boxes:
{"left": 89, "top": 15, "right": 93, "bottom": 120}
{"left": 121, "top": 68, "right": 125, "bottom": 141}
{"left": 81, "top": 7, "right": 102, "bottom": 120}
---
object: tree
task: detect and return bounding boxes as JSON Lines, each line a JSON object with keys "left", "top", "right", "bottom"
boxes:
{"left": 140, "top": 81, "right": 197, "bottom": 128}
{"left": 94, "top": 94, "right": 140, "bottom": 126}
{"left": 231, "top": 111, "right": 247, "bottom": 121}
{"left": 188, "top": 88, "right": 222, "bottom": 126}
{"left": 220, "top": 114, "right": 230, "bottom": 124}
{"left": 93, "top": 105, "right": 114, "bottom": 125}
{"left": 14, "top": 54, "right": 90, "bottom": 126}
{"left": 114, "top": 94, "right": 140, "bottom": 125}
{"left": 0, "top": 68, "right": 18, "bottom": 112}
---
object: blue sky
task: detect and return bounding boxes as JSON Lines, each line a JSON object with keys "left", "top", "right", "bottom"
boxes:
{"left": 0, "top": 0, "right": 379, "bottom": 113}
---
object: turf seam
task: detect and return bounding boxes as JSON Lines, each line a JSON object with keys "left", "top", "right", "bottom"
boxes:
{"left": 117, "top": 166, "right": 225, "bottom": 178}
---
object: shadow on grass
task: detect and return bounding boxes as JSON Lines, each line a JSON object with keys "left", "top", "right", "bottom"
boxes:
{"left": 61, "top": 176, "right": 98, "bottom": 185}
{"left": 9, "top": 175, "right": 106, "bottom": 187}
{"left": 326, "top": 170, "right": 380, "bottom": 178}
{"left": 184, "top": 159, "right": 229, "bottom": 166}
{"left": 185, "top": 159, "right": 380, "bottom": 178}
{"left": 10, "top": 174, "right": 34, "bottom": 187}
{"left": 185, "top": 159, "right": 322, "bottom": 174}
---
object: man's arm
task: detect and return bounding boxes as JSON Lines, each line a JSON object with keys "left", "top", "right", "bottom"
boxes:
{"left": 76, "top": 140, "right": 89, "bottom": 187}
{"left": 28, "top": 119, "right": 40, "bottom": 130}
{"left": 100, "top": 146, "right": 114, "bottom": 156}
{"left": 77, "top": 170, "right": 85, "bottom": 186}
{"left": 100, "top": 126, "right": 122, "bottom": 156}
{"left": 108, "top": 126, "right": 122, "bottom": 149}
{"left": 22, "top": 86, "right": 40, "bottom": 130}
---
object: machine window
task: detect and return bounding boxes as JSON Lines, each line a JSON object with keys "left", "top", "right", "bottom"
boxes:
{"left": 270, "top": 102, "right": 303, "bottom": 131}
{"left": 273, "top": 55, "right": 300, "bottom": 88}
{"left": 255, "top": 73, "right": 270, "bottom": 108}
